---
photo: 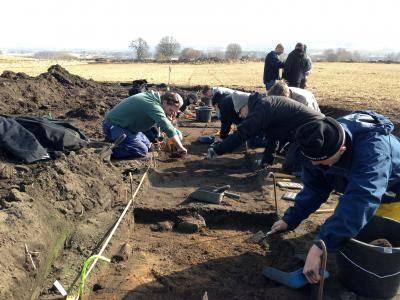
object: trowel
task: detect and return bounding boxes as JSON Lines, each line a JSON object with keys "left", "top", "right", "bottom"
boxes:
{"left": 190, "top": 185, "right": 240, "bottom": 204}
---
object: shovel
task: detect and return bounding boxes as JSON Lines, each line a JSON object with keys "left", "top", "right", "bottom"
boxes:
{"left": 99, "top": 133, "right": 127, "bottom": 161}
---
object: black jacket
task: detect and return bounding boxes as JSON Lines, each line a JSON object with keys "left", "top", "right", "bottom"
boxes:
{"left": 217, "top": 94, "right": 242, "bottom": 139}
{"left": 263, "top": 51, "right": 285, "bottom": 84}
{"left": 283, "top": 49, "right": 308, "bottom": 87}
{"left": 0, "top": 116, "right": 88, "bottom": 163}
{"left": 213, "top": 95, "right": 324, "bottom": 155}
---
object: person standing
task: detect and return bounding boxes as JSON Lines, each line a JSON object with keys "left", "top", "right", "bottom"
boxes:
{"left": 263, "top": 44, "right": 285, "bottom": 90}
{"left": 284, "top": 43, "right": 308, "bottom": 88}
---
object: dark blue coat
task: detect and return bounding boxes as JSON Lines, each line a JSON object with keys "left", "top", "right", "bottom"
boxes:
{"left": 217, "top": 94, "right": 241, "bottom": 139}
{"left": 283, "top": 111, "right": 400, "bottom": 251}
{"left": 263, "top": 51, "right": 285, "bottom": 84}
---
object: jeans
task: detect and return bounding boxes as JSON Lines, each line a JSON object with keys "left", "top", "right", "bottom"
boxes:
{"left": 103, "top": 122, "right": 151, "bottom": 159}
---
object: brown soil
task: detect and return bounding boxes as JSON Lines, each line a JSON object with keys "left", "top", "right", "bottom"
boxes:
{"left": 0, "top": 66, "right": 392, "bottom": 300}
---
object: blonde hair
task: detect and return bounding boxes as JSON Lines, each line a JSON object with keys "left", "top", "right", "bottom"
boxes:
{"left": 268, "top": 80, "right": 290, "bottom": 97}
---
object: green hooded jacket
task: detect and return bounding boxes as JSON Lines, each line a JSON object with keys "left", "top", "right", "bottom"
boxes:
{"left": 104, "top": 91, "right": 176, "bottom": 138}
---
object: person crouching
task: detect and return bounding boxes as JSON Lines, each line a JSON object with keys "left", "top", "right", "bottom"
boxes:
{"left": 103, "top": 91, "right": 187, "bottom": 158}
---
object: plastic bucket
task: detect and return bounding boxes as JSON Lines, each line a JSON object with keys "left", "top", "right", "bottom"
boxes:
{"left": 201, "top": 97, "right": 212, "bottom": 106}
{"left": 336, "top": 216, "right": 400, "bottom": 298}
{"left": 195, "top": 106, "right": 213, "bottom": 123}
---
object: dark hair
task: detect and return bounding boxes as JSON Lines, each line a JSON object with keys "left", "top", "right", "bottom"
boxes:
{"left": 211, "top": 92, "right": 225, "bottom": 106}
{"left": 157, "top": 83, "right": 168, "bottom": 90}
{"left": 161, "top": 92, "right": 180, "bottom": 106}
{"left": 202, "top": 85, "right": 211, "bottom": 95}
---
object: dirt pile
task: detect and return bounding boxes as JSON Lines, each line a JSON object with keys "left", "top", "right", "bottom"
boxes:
{"left": 0, "top": 147, "right": 145, "bottom": 299}
{"left": 0, "top": 65, "right": 127, "bottom": 137}
{"left": 0, "top": 66, "right": 199, "bottom": 298}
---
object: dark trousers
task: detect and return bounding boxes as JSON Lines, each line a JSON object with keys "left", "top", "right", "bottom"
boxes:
{"left": 103, "top": 122, "right": 151, "bottom": 159}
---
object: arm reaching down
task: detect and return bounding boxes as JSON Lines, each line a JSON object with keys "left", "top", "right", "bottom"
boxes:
{"left": 170, "top": 134, "right": 187, "bottom": 154}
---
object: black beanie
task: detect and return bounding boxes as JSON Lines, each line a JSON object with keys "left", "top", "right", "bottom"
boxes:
{"left": 295, "top": 117, "right": 344, "bottom": 161}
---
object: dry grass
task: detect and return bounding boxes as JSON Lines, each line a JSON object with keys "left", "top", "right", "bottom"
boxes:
{"left": 1, "top": 57, "right": 400, "bottom": 117}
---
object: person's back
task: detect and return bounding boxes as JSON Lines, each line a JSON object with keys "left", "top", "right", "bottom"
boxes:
{"left": 284, "top": 43, "right": 307, "bottom": 88}
{"left": 213, "top": 95, "right": 324, "bottom": 155}
{"left": 105, "top": 91, "right": 169, "bottom": 134}
{"left": 289, "top": 87, "right": 320, "bottom": 112}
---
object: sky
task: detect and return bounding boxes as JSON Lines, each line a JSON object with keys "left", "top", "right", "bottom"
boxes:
{"left": 1, "top": 0, "right": 400, "bottom": 52}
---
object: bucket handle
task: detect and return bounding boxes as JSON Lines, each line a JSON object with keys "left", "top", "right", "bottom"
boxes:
{"left": 338, "top": 250, "right": 400, "bottom": 279}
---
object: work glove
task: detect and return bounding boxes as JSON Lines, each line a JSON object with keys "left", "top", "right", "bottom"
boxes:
{"left": 207, "top": 148, "right": 219, "bottom": 159}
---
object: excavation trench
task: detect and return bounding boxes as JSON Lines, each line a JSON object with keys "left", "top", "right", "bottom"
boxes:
{"left": 79, "top": 123, "right": 334, "bottom": 300}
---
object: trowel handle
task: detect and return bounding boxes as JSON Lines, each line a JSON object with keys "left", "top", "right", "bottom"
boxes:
{"left": 213, "top": 185, "right": 231, "bottom": 193}
{"left": 224, "top": 191, "right": 241, "bottom": 200}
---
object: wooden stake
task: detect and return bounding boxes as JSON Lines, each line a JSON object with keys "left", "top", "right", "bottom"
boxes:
{"left": 25, "top": 243, "right": 37, "bottom": 270}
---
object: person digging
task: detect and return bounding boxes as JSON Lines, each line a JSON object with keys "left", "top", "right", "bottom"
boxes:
{"left": 103, "top": 91, "right": 187, "bottom": 159}
{"left": 269, "top": 111, "right": 400, "bottom": 284}
{"left": 207, "top": 94, "right": 324, "bottom": 167}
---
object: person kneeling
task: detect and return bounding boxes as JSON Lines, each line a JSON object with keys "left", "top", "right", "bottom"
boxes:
{"left": 103, "top": 91, "right": 187, "bottom": 159}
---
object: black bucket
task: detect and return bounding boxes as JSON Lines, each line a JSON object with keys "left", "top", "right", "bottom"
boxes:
{"left": 336, "top": 216, "right": 400, "bottom": 298}
{"left": 195, "top": 106, "right": 213, "bottom": 123}
{"left": 201, "top": 97, "right": 212, "bottom": 106}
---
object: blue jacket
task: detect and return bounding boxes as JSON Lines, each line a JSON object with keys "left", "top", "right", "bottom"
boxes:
{"left": 217, "top": 94, "right": 242, "bottom": 139}
{"left": 263, "top": 51, "right": 285, "bottom": 84}
{"left": 283, "top": 111, "right": 400, "bottom": 251}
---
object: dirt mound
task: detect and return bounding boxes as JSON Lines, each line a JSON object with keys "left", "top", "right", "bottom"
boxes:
{"left": 0, "top": 147, "right": 146, "bottom": 299}
{"left": 0, "top": 65, "right": 127, "bottom": 138}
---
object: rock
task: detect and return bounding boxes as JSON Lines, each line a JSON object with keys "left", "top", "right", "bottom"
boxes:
{"left": 8, "top": 189, "right": 32, "bottom": 202}
{"left": 0, "top": 164, "right": 16, "bottom": 179}
{"left": 176, "top": 213, "right": 206, "bottom": 233}
{"left": 150, "top": 221, "right": 173, "bottom": 232}
{"left": 73, "top": 200, "right": 84, "bottom": 214}
{"left": 112, "top": 243, "right": 132, "bottom": 263}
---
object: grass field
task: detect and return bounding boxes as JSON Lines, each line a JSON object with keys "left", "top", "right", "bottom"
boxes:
{"left": 1, "top": 56, "right": 400, "bottom": 117}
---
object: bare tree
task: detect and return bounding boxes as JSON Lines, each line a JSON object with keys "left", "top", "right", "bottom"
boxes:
{"left": 129, "top": 38, "right": 150, "bottom": 61}
{"left": 155, "top": 36, "right": 181, "bottom": 60}
{"left": 179, "top": 48, "right": 203, "bottom": 61}
{"left": 225, "top": 43, "right": 242, "bottom": 60}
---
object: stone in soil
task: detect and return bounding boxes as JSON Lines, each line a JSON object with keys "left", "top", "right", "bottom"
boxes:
{"left": 150, "top": 221, "right": 174, "bottom": 232}
{"left": 176, "top": 213, "right": 206, "bottom": 233}
{"left": 7, "top": 189, "right": 32, "bottom": 202}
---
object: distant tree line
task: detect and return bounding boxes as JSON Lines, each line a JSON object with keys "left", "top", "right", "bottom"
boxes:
{"left": 129, "top": 36, "right": 251, "bottom": 62}
{"left": 385, "top": 52, "right": 400, "bottom": 62}
{"left": 315, "top": 48, "right": 362, "bottom": 62}
{"left": 129, "top": 37, "right": 400, "bottom": 64}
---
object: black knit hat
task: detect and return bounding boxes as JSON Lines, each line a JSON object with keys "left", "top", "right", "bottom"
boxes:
{"left": 295, "top": 117, "right": 344, "bottom": 161}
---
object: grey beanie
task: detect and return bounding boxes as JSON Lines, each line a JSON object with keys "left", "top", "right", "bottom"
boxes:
{"left": 232, "top": 91, "right": 250, "bottom": 113}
